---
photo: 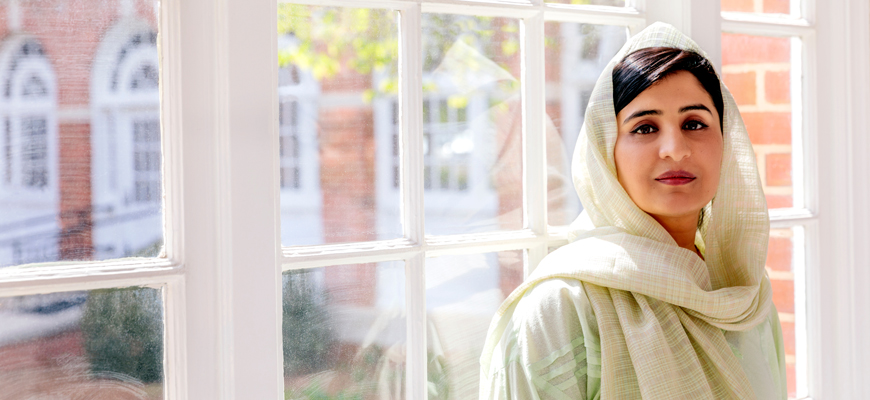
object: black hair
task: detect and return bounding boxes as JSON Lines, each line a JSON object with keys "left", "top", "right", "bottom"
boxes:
{"left": 613, "top": 47, "right": 724, "bottom": 129}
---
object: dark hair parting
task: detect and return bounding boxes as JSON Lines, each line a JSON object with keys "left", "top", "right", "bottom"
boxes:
{"left": 613, "top": 47, "right": 725, "bottom": 130}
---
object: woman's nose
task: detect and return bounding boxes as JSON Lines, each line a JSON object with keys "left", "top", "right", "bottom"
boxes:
{"left": 658, "top": 128, "right": 691, "bottom": 161}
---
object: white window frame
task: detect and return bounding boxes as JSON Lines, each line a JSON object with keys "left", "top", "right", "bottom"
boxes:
{"left": 0, "top": 0, "right": 867, "bottom": 399}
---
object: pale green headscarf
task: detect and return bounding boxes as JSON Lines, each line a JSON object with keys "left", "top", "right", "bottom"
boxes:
{"left": 480, "top": 22, "right": 773, "bottom": 399}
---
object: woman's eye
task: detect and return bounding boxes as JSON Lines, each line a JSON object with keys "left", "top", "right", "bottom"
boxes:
{"left": 683, "top": 120, "right": 708, "bottom": 130}
{"left": 631, "top": 124, "right": 657, "bottom": 135}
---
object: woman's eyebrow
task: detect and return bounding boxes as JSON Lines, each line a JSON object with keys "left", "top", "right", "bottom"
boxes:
{"left": 680, "top": 104, "right": 712, "bottom": 114}
{"left": 622, "top": 109, "right": 661, "bottom": 124}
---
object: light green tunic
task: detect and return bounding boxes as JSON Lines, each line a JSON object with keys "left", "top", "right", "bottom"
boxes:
{"left": 482, "top": 22, "right": 787, "bottom": 399}
{"left": 482, "top": 278, "right": 787, "bottom": 399}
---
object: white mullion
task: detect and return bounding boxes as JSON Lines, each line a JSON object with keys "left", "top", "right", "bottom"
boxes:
{"left": 802, "top": 218, "right": 822, "bottom": 399}
{"left": 790, "top": 35, "right": 806, "bottom": 210}
{"left": 721, "top": 16, "right": 813, "bottom": 37}
{"left": 0, "top": 260, "right": 177, "bottom": 288}
{"left": 791, "top": 224, "right": 809, "bottom": 398}
{"left": 0, "top": 267, "right": 180, "bottom": 298}
{"left": 521, "top": 11, "right": 547, "bottom": 275}
{"left": 799, "top": 30, "right": 819, "bottom": 220}
{"left": 399, "top": 5, "right": 428, "bottom": 400}
{"left": 162, "top": 276, "right": 188, "bottom": 400}
{"left": 283, "top": 244, "right": 420, "bottom": 270}
{"left": 278, "top": 0, "right": 414, "bottom": 8}
{"left": 844, "top": 0, "right": 870, "bottom": 395}
{"left": 400, "top": 4, "right": 425, "bottom": 246}
{"left": 813, "top": 1, "right": 870, "bottom": 397}
{"left": 543, "top": 4, "right": 645, "bottom": 27}
{"left": 426, "top": 233, "right": 542, "bottom": 258}
{"left": 223, "top": 0, "right": 282, "bottom": 397}
{"left": 421, "top": 2, "right": 537, "bottom": 18}
{"left": 283, "top": 238, "right": 417, "bottom": 258}
{"left": 161, "top": 0, "right": 183, "bottom": 264}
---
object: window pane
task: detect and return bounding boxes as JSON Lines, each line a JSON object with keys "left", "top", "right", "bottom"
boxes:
{"left": 426, "top": 250, "right": 524, "bottom": 398}
{"left": 722, "top": 33, "right": 799, "bottom": 209}
{"left": 722, "top": 0, "right": 798, "bottom": 16}
{"left": 0, "top": 287, "right": 164, "bottom": 399}
{"left": 767, "top": 226, "right": 807, "bottom": 399}
{"left": 545, "top": 23, "right": 627, "bottom": 226}
{"left": 545, "top": 0, "right": 628, "bottom": 6}
{"left": 282, "top": 262, "right": 405, "bottom": 398}
{"left": 277, "top": 5, "right": 401, "bottom": 246}
{"left": 422, "top": 15, "right": 523, "bottom": 235}
{"left": 0, "top": 0, "right": 163, "bottom": 267}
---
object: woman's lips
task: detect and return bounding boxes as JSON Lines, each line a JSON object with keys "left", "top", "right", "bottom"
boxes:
{"left": 655, "top": 170, "right": 697, "bottom": 185}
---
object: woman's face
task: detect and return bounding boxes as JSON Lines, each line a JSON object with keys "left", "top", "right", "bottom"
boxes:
{"left": 614, "top": 70, "right": 723, "bottom": 223}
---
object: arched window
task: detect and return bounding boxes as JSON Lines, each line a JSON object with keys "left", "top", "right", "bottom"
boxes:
{"left": 91, "top": 20, "right": 161, "bottom": 259}
{"left": 0, "top": 36, "right": 56, "bottom": 193}
{"left": 0, "top": 35, "right": 59, "bottom": 265}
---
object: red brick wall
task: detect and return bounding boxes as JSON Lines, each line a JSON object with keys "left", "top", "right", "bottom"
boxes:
{"left": 318, "top": 71, "right": 378, "bottom": 306}
{"left": 58, "top": 123, "right": 94, "bottom": 260}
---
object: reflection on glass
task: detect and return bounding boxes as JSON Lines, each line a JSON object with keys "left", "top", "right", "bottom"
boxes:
{"left": 722, "top": 33, "right": 796, "bottom": 209}
{"left": 0, "top": 287, "right": 164, "bottom": 399}
{"left": 420, "top": 15, "right": 523, "bottom": 235}
{"left": 283, "top": 262, "right": 405, "bottom": 398}
{"left": 721, "top": 0, "right": 797, "bottom": 16}
{"left": 767, "top": 226, "right": 806, "bottom": 399}
{"left": 426, "top": 250, "right": 524, "bottom": 399}
{"left": 0, "top": 0, "right": 163, "bottom": 268}
{"left": 545, "top": 23, "right": 627, "bottom": 226}
{"left": 277, "top": 5, "right": 401, "bottom": 246}
{"left": 545, "top": 0, "right": 627, "bottom": 6}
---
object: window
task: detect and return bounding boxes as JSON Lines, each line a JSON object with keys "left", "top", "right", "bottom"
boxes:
{"left": 0, "top": 3, "right": 169, "bottom": 398}
{"left": 1, "top": 0, "right": 867, "bottom": 399}
{"left": 0, "top": 36, "right": 58, "bottom": 266}
{"left": 91, "top": 19, "right": 162, "bottom": 259}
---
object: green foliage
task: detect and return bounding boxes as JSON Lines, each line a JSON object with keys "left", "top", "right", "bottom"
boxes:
{"left": 283, "top": 271, "right": 334, "bottom": 375}
{"left": 277, "top": 6, "right": 399, "bottom": 81}
{"left": 80, "top": 287, "right": 164, "bottom": 383}
{"left": 277, "top": 6, "right": 520, "bottom": 107}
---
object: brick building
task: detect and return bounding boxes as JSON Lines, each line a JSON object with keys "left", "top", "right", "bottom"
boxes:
{"left": 0, "top": 0, "right": 161, "bottom": 396}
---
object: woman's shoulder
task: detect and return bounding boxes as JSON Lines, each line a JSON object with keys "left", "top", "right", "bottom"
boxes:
{"left": 509, "top": 278, "right": 598, "bottom": 340}
{"left": 488, "top": 278, "right": 601, "bottom": 399}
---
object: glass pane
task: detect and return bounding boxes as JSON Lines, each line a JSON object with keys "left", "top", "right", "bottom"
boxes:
{"left": 545, "top": 23, "right": 628, "bottom": 226}
{"left": 722, "top": 0, "right": 797, "bottom": 16}
{"left": 422, "top": 15, "right": 523, "bottom": 235}
{"left": 426, "top": 250, "right": 524, "bottom": 399}
{"left": 545, "top": 0, "right": 628, "bottom": 6}
{"left": 0, "top": 287, "right": 164, "bottom": 399}
{"left": 722, "top": 34, "right": 798, "bottom": 209}
{"left": 0, "top": 0, "right": 162, "bottom": 268}
{"left": 767, "top": 226, "right": 807, "bottom": 399}
{"left": 277, "top": 5, "right": 401, "bottom": 246}
{"left": 282, "top": 262, "right": 405, "bottom": 398}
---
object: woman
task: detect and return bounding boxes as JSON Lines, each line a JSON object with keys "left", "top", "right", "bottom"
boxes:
{"left": 479, "top": 23, "right": 786, "bottom": 399}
